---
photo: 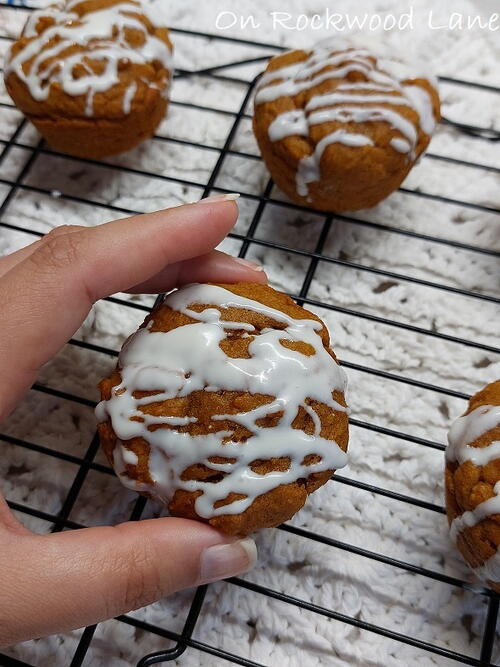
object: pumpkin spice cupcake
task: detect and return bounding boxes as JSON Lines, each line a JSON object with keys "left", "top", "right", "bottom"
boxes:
{"left": 4, "top": 0, "right": 173, "bottom": 158}
{"left": 96, "top": 282, "right": 349, "bottom": 536}
{"left": 253, "top": 41, "right": 440, "bottom": 212}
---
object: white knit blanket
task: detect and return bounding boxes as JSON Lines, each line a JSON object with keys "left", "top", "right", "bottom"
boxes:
{"left": 1, "top": 0, "right": 499, "bottom": 665}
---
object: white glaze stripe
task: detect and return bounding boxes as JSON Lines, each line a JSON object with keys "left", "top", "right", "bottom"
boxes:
{"left": 447, "top": 405, "right": 500, "bottom": 463}
{"left": 403, "top": 85, "right": 437, "bottom": 134}
{"left": 5, "top": 0, "right": 172, "bottom": 117}
{"left": 256, "top": 48, "right": 372, "bottom": 93}
{"left": 306, "top": 92, "right": 411, "bottom": 110}
{"left": 307, "top": 106, "right": 418, "bottom": 146}
{"left": 390, "top": 138, "right": 412, "bottom": 153}
{"left": 122, "top": 81, "right": 137, "bottom": 115}
{"left": 268, "top": 110, "right": 308, "bottom": 141}
{"left": 256, "top": 62, "right": 372, "bottom": 104}
{"left": 292, "top": 49, "right": 373, "bottom": 81}
{"left": 336, "top": 82, "right": 394, "bottom": 91}
{"left": 96, "top": 284, "right": 348, "bottom": 519}
{"left": 450, "top": 482, "right": 500, "bottom": 542}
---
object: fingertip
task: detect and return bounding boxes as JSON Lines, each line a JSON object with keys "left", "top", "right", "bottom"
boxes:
{"left": 232, "top": 256, "right": 268, "bottom": 283}
{"left": 195, "top": 193, "right": 240, "bottom": 205}
{"left": 117, "top": 517, "right": 257, "bottom": 587}
{"left": 171, "top": 250, "right": 267, "bottom": 290}
{"left": 199, "top": 536, "right": 258, "bottom": 585}
{"left": 185, "top": 195, "right": 240, "bottom": 228}
{"left": 239, "top": 536, "right": 258, "bottom": 570}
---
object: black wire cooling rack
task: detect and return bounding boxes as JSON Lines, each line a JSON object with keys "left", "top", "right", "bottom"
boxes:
{"left": 1, "top": 3, "right": 500, "bottom": 666}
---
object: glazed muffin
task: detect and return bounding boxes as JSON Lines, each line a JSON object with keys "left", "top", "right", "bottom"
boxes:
{"left": 253, "top": 41, "right": 440, "bottom": 212}
{"left": 4, "top": 0, "right": 173, "bottom": 159}
{"left": 445, "top": 380, "right": 500, "bottom": 591}
{"left": 96, "top": 282, "right": 349, "bottom": 536}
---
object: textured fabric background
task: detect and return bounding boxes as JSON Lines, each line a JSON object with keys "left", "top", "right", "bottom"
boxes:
{"left": 0, "top": 0, "right": 499, "bottom": 665}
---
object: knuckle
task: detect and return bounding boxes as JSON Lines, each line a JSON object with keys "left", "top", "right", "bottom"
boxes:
{"left": 32, "top": 227, "right": 85, "bottom": 271}
{"left": 43, "top": 224, "right": 83, "bottom": 239}
{"left": 109, "top": 526, "right": 164, "bottom": 613}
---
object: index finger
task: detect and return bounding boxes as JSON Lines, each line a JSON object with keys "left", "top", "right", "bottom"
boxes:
{"left": 0, "top": 197, "right": 244, "bottom": 420}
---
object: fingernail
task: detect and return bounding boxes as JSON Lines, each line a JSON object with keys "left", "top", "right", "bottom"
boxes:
{"left": 233, "top": 256, "right": 264, "bottom": 272}
{"left": 200, "top": 537, "right": 257, "bottom": 584}
{"left": 197, "top": 193, "right": 240, "bottom": 204}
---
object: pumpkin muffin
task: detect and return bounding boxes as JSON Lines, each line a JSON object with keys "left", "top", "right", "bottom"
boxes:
{"left": 253, "top": 42, "right": 440, "bottom": 212}
{"left": 96, "top": 282, "right": 349, "bottom": 536}
{"left": 445, "top": 379, "right": 500, "bottom": 591}
{"left": 4, "top": 0, "right": 173, "bottom": 158}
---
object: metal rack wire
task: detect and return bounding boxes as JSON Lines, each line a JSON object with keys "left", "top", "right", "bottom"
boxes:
{"left": 0, "top": 3, "right": 500, "bottom": 666}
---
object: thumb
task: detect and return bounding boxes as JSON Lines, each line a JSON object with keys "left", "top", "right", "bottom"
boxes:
{"left": 0, "top": 517, "right": 256, "bottom": 646}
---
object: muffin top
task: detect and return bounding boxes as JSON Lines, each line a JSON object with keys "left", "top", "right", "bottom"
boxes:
{"left": 4, "top": 0, "right": 173, "bottom": 119}
{"left": 96, "top": 282, "right": 349, "bottom": 522}
{"left": 253, "top": 41, "right": 440, "bottom": 199}
{"left": 446, "top": 380, "right": 500, "bottom": 584}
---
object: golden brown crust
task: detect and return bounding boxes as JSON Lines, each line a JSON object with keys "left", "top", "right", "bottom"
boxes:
{"left": 444, "top": 379, "right": 500, "bottom": 591}
{"left": 5, "top": 0, "right": 172, "bottom": 158}
{"left": 98, "top": 282, "right": 349, "bottom": 535}
{"left": 253, "top": 48, "right": 440, "bottom": 213}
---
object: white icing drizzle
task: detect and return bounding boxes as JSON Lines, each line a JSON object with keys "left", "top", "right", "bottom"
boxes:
{"left": 307, "top": 105, "right": 418, "bottom": 148}
{"left": 257, "top": 62, "right": 372, "bottom": 105}
{"left": 85, "top": 87, "right": 94, "bottom": 117}
{"left": 289, "top": 49, "right": 373, "bottom": 82}
{"left": 306, "top": 91, "right": 411, "bottom": 110}
{"left": 446, "top": 401, "right": 500, "bottom": 581}
{"left": 4, "top": 0, "right": 172, "bottom": 117}
{"left": 336, "top": 82, "right": 394, "bottom": 92}
{"left": 268, "top": 110, "right": 308, "bottom": 142}
{"left": 450, "top": 482, "right": 500, "bottom": 542}
{"left": 447, "top": 405, "right": 500, "bottom": 464}
{"left": 122, "top": 81, "right": 137, "bottom": 114}
{"left": 96, "top": 284, "right": 348, "bottom": 519}
{"left": 120, "top": 443, "right": 139, "bottom": 466}
{"left": 255, "top": 46, "right": 437, "bottom": 198}
{"left": 402, "top": 85, "right": 436, "bottom": 135}
{"left": 390, "top": 138, "right": 412, "bottom": 153}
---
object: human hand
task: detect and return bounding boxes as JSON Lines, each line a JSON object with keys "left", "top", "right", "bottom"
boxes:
{"left": 0, "top": 195, "right": 264, "bottom": 647}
